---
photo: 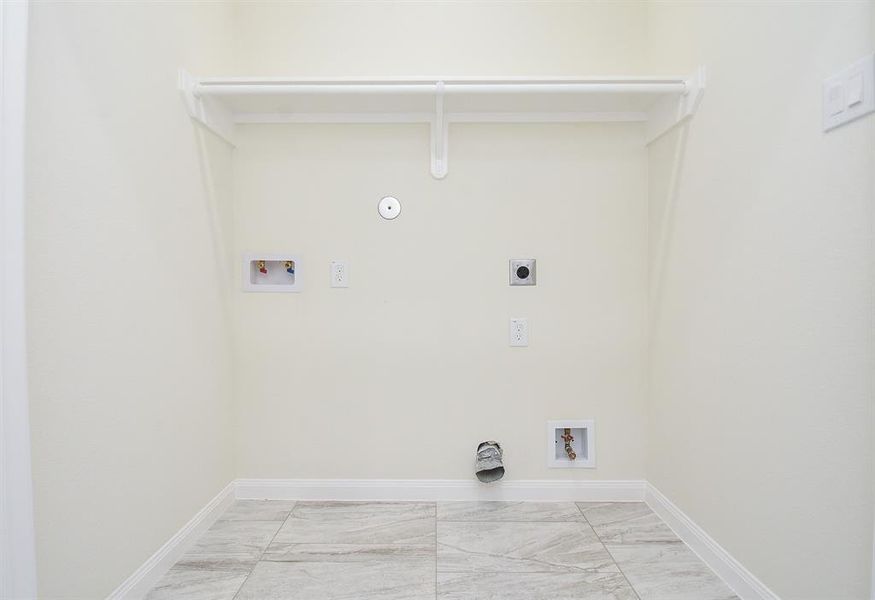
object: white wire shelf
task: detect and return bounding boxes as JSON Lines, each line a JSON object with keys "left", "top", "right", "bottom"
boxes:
{"left": 179, "top": 70, "right": 705, "bottom": 178}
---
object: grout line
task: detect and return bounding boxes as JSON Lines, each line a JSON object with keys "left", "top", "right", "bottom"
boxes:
{"left": 252, "top": 541, "right": 433, "bottom": 547}
{"left": 436, "top": 519, "right": 587, "bottom": 523}
{"left": 577, "top": 503, "right": 642, "bottom": 600}
{"left": 230, "top": 502, "right": 295, "bottom": 600}
{"left": 219, "top": 518, "right": 295, "bottom": 522}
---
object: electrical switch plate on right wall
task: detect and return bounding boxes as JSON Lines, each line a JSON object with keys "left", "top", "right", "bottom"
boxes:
{"left": 823, "top": 52, "right": 875, "bottom": 131}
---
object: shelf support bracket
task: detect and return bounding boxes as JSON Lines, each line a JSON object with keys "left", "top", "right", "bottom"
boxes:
{"left": 178, "top": 69, "right": 237, "bottom": 146}
{"left": 645, "top": 67, "right": 706, "bottom": 145}
{"left": 430, "top": 81, "right": 448, "bottom": 179}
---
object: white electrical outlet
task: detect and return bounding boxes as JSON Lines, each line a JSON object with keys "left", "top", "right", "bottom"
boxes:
{"left": 330, "top": 260, "right": 348, "bottom": 288}
{"left": 509, "top": 318, "right": 528, "bottom": 347}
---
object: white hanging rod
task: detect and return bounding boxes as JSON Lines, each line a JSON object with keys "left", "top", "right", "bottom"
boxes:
{"left": 192, "top": 80, "right": 688, "bottom": 97}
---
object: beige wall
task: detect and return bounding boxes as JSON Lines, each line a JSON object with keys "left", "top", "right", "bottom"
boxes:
{"left": 232, "top": 122, "right": 648, "bottom": 480}
{"left": 26, "top": 2, "right": 237, "bottom": 597}
{"left": 231, "top": 1, "right": 647, "bottom": 77}
{"left": 646, "top": 2, "right": 875, "bottom": 598}
{"left": 229, "top": 2, "right": 650, "bottom": 481}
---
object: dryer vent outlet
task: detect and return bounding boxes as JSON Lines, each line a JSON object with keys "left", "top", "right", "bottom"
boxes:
{"left": 475, "top": 441, "right": 505, "bottom": 483}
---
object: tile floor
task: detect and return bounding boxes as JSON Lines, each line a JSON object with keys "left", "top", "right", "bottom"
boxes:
{"left": 145, "top": 500, "right": 738, "bottom": 600}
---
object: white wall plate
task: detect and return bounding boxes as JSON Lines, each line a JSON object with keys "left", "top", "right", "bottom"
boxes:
{"left": 329, "top": 260, "right": 349, "bottom": 288}
{"left": 509, "top": 318, "right": 529, "bottom": 347}
{"left": 509, "top": 259, "right": 536, "bottom": 285}
{"left": 378, "top": 196, "right": 401, "bottom": 220}
{"left": 823, "top": 53, "right": 875, "bottom": 131}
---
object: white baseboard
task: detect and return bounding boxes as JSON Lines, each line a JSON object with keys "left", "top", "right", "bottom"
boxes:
{"left": 234, "top": 478, "right": 647, "bottom": 502}
{"left": 645, "top": 483, "right": 780, "bottom": 600}
{"left": 105, "top": 482, "right": 236, "bottom": 600}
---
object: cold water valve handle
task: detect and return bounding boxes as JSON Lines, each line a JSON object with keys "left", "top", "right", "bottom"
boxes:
{"left": 285, "top": 261, "right": 295, "bottom": 275}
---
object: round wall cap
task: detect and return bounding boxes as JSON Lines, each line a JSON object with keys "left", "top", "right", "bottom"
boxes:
{"left": 378, "top": 196, "right": 401, "bottom": 220}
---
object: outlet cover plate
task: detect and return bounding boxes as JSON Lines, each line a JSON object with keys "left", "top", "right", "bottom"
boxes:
{"left": 509, "top": 318, "right": 529, "bottom": 347}
{"left": 509, "top": 259, "right": 536, "bottom": 286}
{"left": 330, "top": 260, "right": 349, "bottom": 288}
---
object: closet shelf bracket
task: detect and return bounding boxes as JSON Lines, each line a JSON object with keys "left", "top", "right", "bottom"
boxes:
{"left": 431, "top": 81, "right": 448, "bottom": 179}
{"left": 178, "top": 69, "right": 237, "bottom": 146}
{"left": 644, "top": 66, "right": 706, "bottom": 144}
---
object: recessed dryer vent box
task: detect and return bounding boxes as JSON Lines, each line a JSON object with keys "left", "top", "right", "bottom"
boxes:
{"left": 242, "top": 254, "right": 301, "bottom": 293}
{"left": 547, "top": 420, "right": 595, "bottom": 468}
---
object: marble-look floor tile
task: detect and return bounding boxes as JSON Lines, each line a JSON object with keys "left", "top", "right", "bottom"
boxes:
{"left": 607, "top": 542, "right": 738, "bottom": 600}
{"left": 275, "top": 501, "right": 435, "bottom": 544}
{"left": 438, "top": 521, "right": 617, "bottom": 573}
{"left": 235, "top": 546, "right": 435, "bottom": 599}
{"left": 576, "top": 503, "right": 653, "bottom": 527}
{"left": 437, "top": 570, "right": 638, "bottom": 600}
{"left": 187, "top": 520, "right": 282, "bottom": 557}
{"left": 578, "top": 503, "right": 677, "bottom": 544}
{"left": 219, "top": 499, "right": 296, "bottom": 521}
{"left": 171, "top": 553, "right": 257, "bottom": 570}
{"left": 145, "top": 500, "right": 738, "bottom": 600}
{"left": 438, "top": 501, "right": 584, "bottom": 522}
{"left": 263, "top": 542, "right": 434, "bottom": 563}
{"left": 144, "top": 554, "right": 255, "bottom": 600}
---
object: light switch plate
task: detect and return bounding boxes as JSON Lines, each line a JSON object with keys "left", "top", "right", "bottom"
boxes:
{"left": 823, "top": 53, "right": 875, "bottom": 131}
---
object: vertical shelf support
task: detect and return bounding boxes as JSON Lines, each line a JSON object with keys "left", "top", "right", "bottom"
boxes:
{"left": 430, "top": 81, "right": 449, "bottom": 179}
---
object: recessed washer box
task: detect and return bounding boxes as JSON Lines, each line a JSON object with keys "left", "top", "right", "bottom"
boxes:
{"left": 547, "top": 420, "right": 595, "bottom": 468}
{"left": 242, "top": 254, "right": 301, "bottom": 293}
